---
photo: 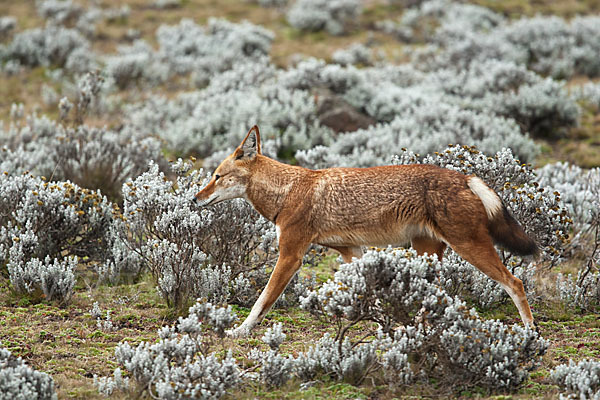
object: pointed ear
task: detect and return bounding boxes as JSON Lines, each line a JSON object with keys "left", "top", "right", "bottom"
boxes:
{"left": 237, "top": 125, "right": 261, "bottom": 160}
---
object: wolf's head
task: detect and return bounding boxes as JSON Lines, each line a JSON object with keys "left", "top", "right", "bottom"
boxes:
{"left": 192, "top": 125, "right": 261, "bottom": 207}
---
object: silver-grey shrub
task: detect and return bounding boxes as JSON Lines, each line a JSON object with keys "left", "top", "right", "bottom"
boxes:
{"left": 285, "top": 58, "right": 576, "bottom": 161}
{"left": 1, "top": 79, "right": 163, "bottom": 201}
{"left": 98, "top": 300, "right": 240, "bottom": 399}
{"left": 114, "top": 159, "right": 277, "bottom": 309}
{"left": 572, "top": 81, "right": 600, "bottom": 108}
{"left": 0, "top": 171, "right": 116, "bottom": 303}
{"left": 286, "top": 0, "right": 362, "bottom": 35}
{"left": 551, "top": 359, "right": 600, "bottom": 399}
{"left": 293, "top": 333, "right": 378, "bottom": 386}
{"left": 537, "top": 162, "right": 599, "bottom": 231}
{"left": 105, "top": 18, "right": 273, "bottom": 89}
{"left": 538, "top": 162, "right": 600, "bottom": 310}
{"left": 2, "top": 24, "right": 93, "bottom": 72}
{"left": 388, "top": 0, "right": 503, "bottom": 43}
{"left": 0, "top": 16, "right": 16, "bottom": 40}
{"left": 0, "top": 347, "right": 57, "bottom": 400}
{"left": 249, "top": 323, "right": 294, "bottom": 388}
{"left": 296, "top": 106, "right": 537, "bottom": 168}
{"left": 332, "top": 43, "right": 374, "bottom": 66}
{"left": 298, "top": 248, "right": 547, "bottom": 390}
{"left": 125, "top": 59, "right": 333, "bottom": 157}
{"left": 36, "top": 0, "right": 83, "bottom": 25}
{"left": 431, "top": 60, "right": 579, "bottom": 138}
{"left": 396, "top": 1, "right": 600, "bottom": 79}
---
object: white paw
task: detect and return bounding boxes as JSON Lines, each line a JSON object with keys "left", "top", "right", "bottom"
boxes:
{"left": 226, "top": 325, "right": 251, "bottom": 338}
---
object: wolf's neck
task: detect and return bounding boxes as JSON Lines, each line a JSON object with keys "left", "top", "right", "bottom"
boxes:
{"left": 245, "top": 156, "right": 306, "bottom": 223}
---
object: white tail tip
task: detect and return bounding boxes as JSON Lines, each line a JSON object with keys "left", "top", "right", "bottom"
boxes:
{"left": 468, "top": 176, "right": 502, "bottom": 219}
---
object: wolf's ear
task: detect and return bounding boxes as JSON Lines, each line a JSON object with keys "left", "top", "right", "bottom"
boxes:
{"left": 237, "top": 125, "right": 261, "bottom": 160}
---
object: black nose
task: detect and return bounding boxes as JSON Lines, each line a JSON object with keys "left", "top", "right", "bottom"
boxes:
{"left": 191, "top": 197, "right": 198, "bottom": 205}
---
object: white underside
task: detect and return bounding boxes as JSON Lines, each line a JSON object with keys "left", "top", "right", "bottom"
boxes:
{"left": 318, "top": 223, "right": 437, "bottom": 248}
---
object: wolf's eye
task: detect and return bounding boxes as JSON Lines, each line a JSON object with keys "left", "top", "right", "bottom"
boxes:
{"left": 214, "top": 174, "right": 221, "bottom": 182}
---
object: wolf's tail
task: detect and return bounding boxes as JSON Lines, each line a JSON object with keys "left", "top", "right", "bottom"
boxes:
{"left": 468, "top": 177, "right": 540, "bottom": 257}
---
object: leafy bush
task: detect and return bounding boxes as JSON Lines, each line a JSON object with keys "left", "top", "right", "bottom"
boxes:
{"left": 287, "top": 57, "right": 576, "bottom": 154}
{"left": 332, "top": 43, "right": 374, "bottom": 66}
{"left": 551, "top": 359, "right": 600, "bottom": 399}
{"left": 249, "top": 323, "right": 294, "bottom": 388}
{"left": 0, "top": 348, "right": 57, "bottom": 400}
{"left": 114, "top": 159, "right": 277, "bottom": 309}
{"left": 0, "top": 171, "right": 115, "bottom": 303}
{"left": 296, "top": 107, "right": 537, "bottom": 167}
{"left": 572, "top": 81, "right": 600, "bottom": 108}
{"left": 386, "top": 0, "right": 503, "bottom": 43}
{"left": 299, "top": 248, "right": 547, "bottom": 390}
{"left": 293, "top": 333, "right": 379, "bottom": 386}
{"left": 0, "top": 16, "right": 16, "bottom": 40}
{"left": 1, "top": 74, "right": 163, "bottom": 201}
{"left": 36, "top": 0, "right": 84, "bottom": 25}
{"left": 538, "top": 162, "right": 599, "bottom": 231}
{"left": 432, "top": 60, "right": 579, "bottom": 138}
{"left": 105, "top": 18, "right": 273, "bottom": 89}
{"left": 538, "top": 162, "right": 600, "bottom": 310}
{"left": 125, "top": 59, "right": 333, "bottom": 157}
{"left": 393, "top": 0, "right": 600, "bottom": 79}
{"left": 2, "top": 24, "right": 94, "bottom": 72}
{"left": 286, "top": 0, "right": 362, "bottom": 35}
{"left": 97, "top": 300, "right": 240, "bottom": 399}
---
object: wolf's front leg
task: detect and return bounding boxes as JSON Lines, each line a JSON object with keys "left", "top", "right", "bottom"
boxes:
{"left": 228, "top": 233, "right": 310, "bottom": 338}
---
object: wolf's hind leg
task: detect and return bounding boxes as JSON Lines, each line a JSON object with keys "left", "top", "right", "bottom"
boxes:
{"left": 449, "top": 236, "right": 534, "bottom": 325}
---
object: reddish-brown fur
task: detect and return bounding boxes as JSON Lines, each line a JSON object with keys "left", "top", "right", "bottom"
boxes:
{"left": 194, "top": 126, "right": 538, "bottom": 337}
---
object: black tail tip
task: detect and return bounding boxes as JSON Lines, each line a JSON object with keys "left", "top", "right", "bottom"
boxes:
{"left": 490, "top": 206, "right": 541, "bottom": 258}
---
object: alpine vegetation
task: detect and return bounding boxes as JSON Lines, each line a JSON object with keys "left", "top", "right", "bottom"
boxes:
{"left": 125, "top": 58, "right": 334, "bottom": 157}
{"left": 0, "top": 16, "right": 16, "bottom": 40}
{"left": 2, "top": 0, "right": 600, "bottom": 397}
{"left": 538, "top": 162, "right": 600, "bottom": 310}
{"left": 114, "top": 159, "right": 277, "bottom": 309}
{"left": 1, "top": 73, "right": 163, "bottom": 201}
{"left": 388, "top": 0, "right": 600, "bottom": 79}
{"left": 571, "top": 81, "right": 600, "bottom": 108}
{"left": 248, "top": 322, "right": 294, "bottom": 388}
{"left": 332, "top": 43, "right": 375, "bottom": 67}
{"left": 105, "top": 18, "right": 273, "bottom": 89}
{"left": 551, "top": 359, "right": 600, "bottom": 399}
{"left": 1, "top": 24, "right": 94, "bottom": 72}
{"left": 97, "top": 300, "right": 240, "bottom": 399}
{"left": 0, "top": 171, "right": 115, "bottom": 303}
{"left": 299, "top": 248, "right": 547, "bottom": 390}
{"left": 0, "top": 116, "right": 161, "bottom": 202}
{"left": 286, "top": 0, "right": 362, "bottom": 35}
{"left": 0, "top": 347, "right": 57, "bottom": 400}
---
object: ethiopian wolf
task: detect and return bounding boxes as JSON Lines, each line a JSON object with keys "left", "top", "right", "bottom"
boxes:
{"left": 193, "top": 126, "right": 539, "bottom": 337}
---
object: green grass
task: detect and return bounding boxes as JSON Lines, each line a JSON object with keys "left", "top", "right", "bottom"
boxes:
{"left": 2, "top": 258, "right": 600, "bottom": 399}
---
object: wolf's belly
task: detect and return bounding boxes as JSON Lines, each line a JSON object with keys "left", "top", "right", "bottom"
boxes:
{"left": 316, "top": 223, "right": 435, "bottom": 247}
